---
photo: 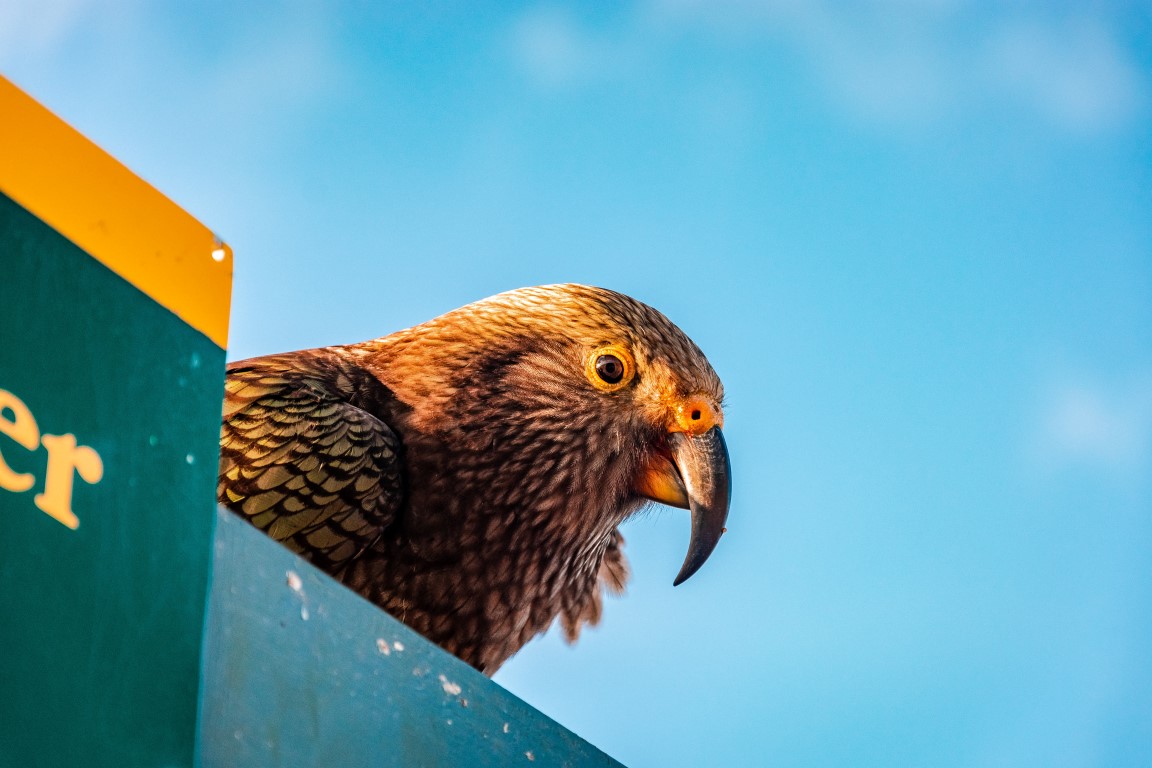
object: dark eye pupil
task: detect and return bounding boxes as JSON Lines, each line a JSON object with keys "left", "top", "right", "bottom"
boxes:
{"left": 595, "top": 354, "right": 624, "bottom": 384}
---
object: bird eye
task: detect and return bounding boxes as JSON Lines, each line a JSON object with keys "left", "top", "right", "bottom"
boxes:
{"left": 595, "top": 354, "right": 625, "bottom": 384}
{"left": 585, "top": 345, "right": 635, "bottom": 391}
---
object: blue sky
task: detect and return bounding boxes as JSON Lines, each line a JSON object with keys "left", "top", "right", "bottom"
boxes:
{"left": 5, "top": 2, "right": 1150, "bottom": 766}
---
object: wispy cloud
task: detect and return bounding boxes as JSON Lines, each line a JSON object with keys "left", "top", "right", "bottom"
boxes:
{"left": 509, "top": 6, "right": 637, "bottom": 90}
{"left": 0, "top": 0, "right": 96, "bottom": 61}
{"left": 508, "top": 1, "right": 1149, "bottom": 135}
{"left": 1031, "top": 371, "right": 1152, "bottom": 479}
{"left": 983, "top": 15, "right": 1148, "bottom": 135}
{"left": 1, "top": 2, "right": 343, "bottom": 154}
{"left": 198, "top": 9, "right": 341, "bottom": 117}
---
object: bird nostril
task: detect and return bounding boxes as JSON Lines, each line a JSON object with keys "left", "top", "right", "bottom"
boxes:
{"left": 675, "top": 397, "right": 720, "bottom": 435}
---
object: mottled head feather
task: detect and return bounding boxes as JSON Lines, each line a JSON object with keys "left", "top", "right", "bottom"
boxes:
{"left": 359, "top": 284, "right": 724, "bottom": 434}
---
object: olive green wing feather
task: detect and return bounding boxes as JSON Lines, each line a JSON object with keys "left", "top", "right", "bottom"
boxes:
{"left": 218, "top": 351, "right": 403, "bottom": 574}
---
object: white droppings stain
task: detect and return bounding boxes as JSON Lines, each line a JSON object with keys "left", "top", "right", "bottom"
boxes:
{"left": 286, "top": 571, "right": 308, "bottom": 620}
{"left": 446, "top": 719, "right": 453, "bottom": 726}
{"left": 503, "top": 723, "right": 510, "bottom": 734}
{"left": 392, "top": 641, "right": 404, "bottom": 652}
{"left": 211, "top": 247, "right": 227, "bottom": 262}
{"left": 376, "top": 638, "right": 390, "bottom": 655}
{"left": 439, "top": 674, "right": 462, "bottom": 696}
{"left": 526, "top": 751, "right": 535, "bottom": 761}
{"left": 185, "top": 453, "right": 195, "bottom": 465}
{"left": 148, "top": 435, "right": 158, "bottom": 447}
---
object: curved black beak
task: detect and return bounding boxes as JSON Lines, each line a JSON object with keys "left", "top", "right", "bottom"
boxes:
{"left": 669, "top": 427, "right": 731, "bottom": 586}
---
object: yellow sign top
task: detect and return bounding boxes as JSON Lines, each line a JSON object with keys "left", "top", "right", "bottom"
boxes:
{"left": 0, "top": 76, "right": 232, "bottom": 348}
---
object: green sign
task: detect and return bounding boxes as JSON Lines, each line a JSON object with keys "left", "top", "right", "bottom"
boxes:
{"left": 0, "top": 76, "right": 233, "bottom": 768}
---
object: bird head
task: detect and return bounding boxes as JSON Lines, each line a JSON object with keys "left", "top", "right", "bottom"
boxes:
{"left": 361, "top": 284, "right": 731, "bottom": 585}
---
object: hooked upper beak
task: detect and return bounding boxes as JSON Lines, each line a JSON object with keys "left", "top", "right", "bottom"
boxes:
{"left": 635, "top": 425, "right": 732, "bottom": 586}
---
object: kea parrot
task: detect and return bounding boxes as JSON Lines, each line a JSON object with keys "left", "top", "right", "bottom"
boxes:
{"left": 218, "top": 284, "right": 731, "bottom": 674}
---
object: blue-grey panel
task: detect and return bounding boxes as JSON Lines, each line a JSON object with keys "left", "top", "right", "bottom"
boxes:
{"left": 199, "top": 508, "right": 625, "bottom": 768}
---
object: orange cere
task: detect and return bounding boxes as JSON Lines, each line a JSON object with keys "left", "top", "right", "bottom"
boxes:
{"left": 671, "top": 395, "right": 723, "bottom": 436}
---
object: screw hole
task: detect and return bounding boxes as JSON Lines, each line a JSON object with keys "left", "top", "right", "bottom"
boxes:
{"left": 691, "top": 409, "right": 701, "bottom": 420}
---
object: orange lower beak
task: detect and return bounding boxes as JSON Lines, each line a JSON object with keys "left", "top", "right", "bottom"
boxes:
{"left": 635, "top": 450, "right": 690, "bottom": 510}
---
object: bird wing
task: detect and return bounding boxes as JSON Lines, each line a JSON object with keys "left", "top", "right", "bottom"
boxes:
{"left": 559, "top": 528, "right": 631, "bottom": 643}
{"left": 218, "top": 351, "right": 403, "bottom": 574}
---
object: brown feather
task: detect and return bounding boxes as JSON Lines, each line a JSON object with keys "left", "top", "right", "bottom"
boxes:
{"left": 218, "top": 285, "right": 724, "bottom": 674}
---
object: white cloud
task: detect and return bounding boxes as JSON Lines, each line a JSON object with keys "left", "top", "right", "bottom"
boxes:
{"left": 780, "top": 3, "right": 959, "bottom": 126}
{"left": 1032, "top": 372, "right": 1152, "bottom": 477}
{"left": 675, "top": 1, "right": 1149, "bottom": 133}
{"left": 508, "top": 6, "right": 644, "bottom": 90}
{"left": 0, "top": 0, "right": 96, "bottom": 61}
{"left": 200, "top": 12, "right": 340, "bottom": 115}
{"left": 508, "top": 1, "right": 1149, "bottom": 135}
{"left": 2, "top": 2, "right": 343, "bottom": 153}
{"left": 984, "top": 16, "right": 1147, "bottom": 135}
{"left": 510, "top": 7, "right": 596, "bottom": 88}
